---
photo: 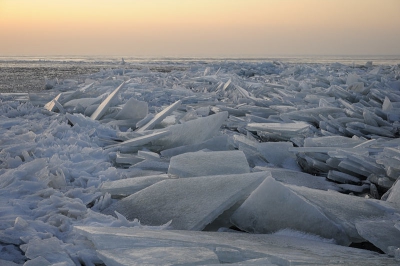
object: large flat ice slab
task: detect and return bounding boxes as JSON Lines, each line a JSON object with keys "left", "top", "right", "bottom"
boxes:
{"left": 75, "top": 226, "right": 398, "bottom": 265}
{"left": 168, "top": 150, "right": 250, "bottom": 178}
{"left": 102, "top": 172, "right": 267, "bottom": 230}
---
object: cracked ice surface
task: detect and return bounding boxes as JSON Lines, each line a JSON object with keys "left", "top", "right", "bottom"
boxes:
{"left": 1, "top": 60, "right": 400, "bottom": 265}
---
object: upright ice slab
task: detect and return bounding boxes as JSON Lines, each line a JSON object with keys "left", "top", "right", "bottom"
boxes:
{"left": 91, "top": 80, "right": 130, "bottom": 120}
{"left": 136, "top": 100, "right": 181, "bottom": 132}
{"left": 168, "top": 150, "right": 250, "bottom": 178}
{"left": 102, "top": 172, "right": 267, "bottom": 230}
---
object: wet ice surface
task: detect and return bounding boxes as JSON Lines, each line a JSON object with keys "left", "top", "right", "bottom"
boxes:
{"left": 1, "top": 59, "right": 400, "bottom": 265}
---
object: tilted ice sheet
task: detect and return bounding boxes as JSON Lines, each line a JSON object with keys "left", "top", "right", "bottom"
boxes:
{"left": 230, "top": 177, "right": 351, "bottom": 245}
{"left": 100, "top": 174, "right": 170, "bottom": 197}
{"left": 151, "top": 111, "right": 229, "bottom": 151}
{"left": 355, "top": 219, "right": 400, "bottom": 255}
{"left": 160, "top": 135, "right": 231, "bottom": 158}
{"left": 102, "top": 172, "right": 267, "bottom": 230}
{"left": 231, "top": 176, "right": 398, "bottom": 245}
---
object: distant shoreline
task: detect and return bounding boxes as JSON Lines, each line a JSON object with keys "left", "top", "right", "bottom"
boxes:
{"left": 1, "top": 55, "right": 400, "bottom": 65}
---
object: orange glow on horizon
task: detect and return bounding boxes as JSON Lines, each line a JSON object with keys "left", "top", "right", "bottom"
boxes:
{"left": 1, "top": 0, "right": 399, "bottom": 56}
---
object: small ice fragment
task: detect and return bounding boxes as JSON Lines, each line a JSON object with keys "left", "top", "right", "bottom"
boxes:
{"left": 386, "top": 180, "right": 400, "bottom": 207}
{"left": 346, "top": 73, "right": 360, "bottom": 85}
{"left": 382, "top": 96, "right": 393, "bottom": 112}
{"left": 43, "top": 93, "right": 62, "bottom": 112}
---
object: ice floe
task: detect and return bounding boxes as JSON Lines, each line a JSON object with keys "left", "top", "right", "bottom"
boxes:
{"left": 1, "top": 59, "right": 400, "bottom": 265}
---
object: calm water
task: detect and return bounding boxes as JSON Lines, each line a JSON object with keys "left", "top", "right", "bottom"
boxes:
{"left": 1, "top": 55, "right": 399, "bottom": 93}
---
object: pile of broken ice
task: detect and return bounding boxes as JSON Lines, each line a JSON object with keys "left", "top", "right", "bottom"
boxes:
{"left": 1, "top": 60, "right": 400, "bottom": 265}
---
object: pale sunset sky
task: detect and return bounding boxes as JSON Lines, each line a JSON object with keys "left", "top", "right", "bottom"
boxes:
{"left": 0, "top": 0, "right": 399, "bottom": 57}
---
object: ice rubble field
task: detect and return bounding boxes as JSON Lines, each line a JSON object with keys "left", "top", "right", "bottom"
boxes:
{"left": 1, "top": 60, "right": 400, "bottom": 265}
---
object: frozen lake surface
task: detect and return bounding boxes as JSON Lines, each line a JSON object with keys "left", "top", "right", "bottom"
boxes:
{"left": 1, "top": 58, "right": 400, "bottom": 265}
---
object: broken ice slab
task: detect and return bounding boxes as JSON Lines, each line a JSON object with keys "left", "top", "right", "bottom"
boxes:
{"left": 327, "top": 170, "right": 361, "bottom": 184}
{"left": 336, "top": 183, "right": 370, "bottom": 194}
{"left": 102, "top": 172, "right": 267, "bottom": 230}
{"left": 303, "top": 136, "right": 364, "bottom": 147}
{"left": 281, "top": 107, "right": 346, "bottom": 124}
{"left": 114, "top": 98, "right": 148, "bottom": 122}
{"left": 160, "top": 135, "right": 231, "bottom": 158}
{"left": 231, "top": 177, "right": 398, "bottom": 245}
{"left": 356, "top": 219, "right": 400, "bottom": 255}
{"left": 215, "top": 105, "right": 247, "bottom": 116}
{"left": 136, "top": 100, "right": 181, "bottom": 132}
{"left": 151, "top": 111, "right": 229, "bottom": 151}
{"left": 75, "top": 226, "right": 398, "bottom": 266}
{"left": 346, "top": 122, "right": 395, "bottom": 138}
{"left": 247, "top": 122, "right": 312, "bottom": 141}
{"left": 97, "top": 247, "right": 220, "bottom": 266}
{"left": 130, "top": 159, "right": 170, "bottom": 172}
{"left": 168, "top": 150, "right": 249, "bottom": 178}
{"left": 100, "top": 174, "right": 170, "bottom": 197}
{"left": 237, "top": 105, "right": 278, "bottom": 118}
{"left": 256, "top": 142, "right": 300, "bottom": 170}
{"left": 264, "top": 168, "right": 341, "bottom": 191}
{"left": 91, "top": 79, "right": 130, "bottom": 120}
{"left": 63, "top": 95, "right": 103, "bottom": 109}
{"left": 105, "top": 131, "right": 169, "bottom": 150}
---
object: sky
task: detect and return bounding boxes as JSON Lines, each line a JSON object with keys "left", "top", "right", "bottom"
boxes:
{"left": 0, "top": 0, "right": 399, "bottom": 57}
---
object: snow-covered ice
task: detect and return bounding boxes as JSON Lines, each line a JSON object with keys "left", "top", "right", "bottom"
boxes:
{"left": 1, "top": 59, "right": 400, "bottom": 265}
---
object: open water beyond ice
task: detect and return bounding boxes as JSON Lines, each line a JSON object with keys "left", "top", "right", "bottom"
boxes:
{"left": 0, "top": 57, "right": 400, "bottom": 265}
